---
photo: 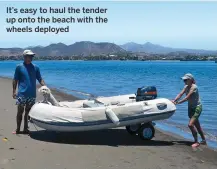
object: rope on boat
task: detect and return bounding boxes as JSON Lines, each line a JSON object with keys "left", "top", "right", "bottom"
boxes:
{"left": 31, "top": 119, "right": 39, "bottom": 131}
{"left": 59, "top": 87, "right": 98, "bottom": 99}
{"left": 58, "top": 87, "right": 104, "bottom": 104}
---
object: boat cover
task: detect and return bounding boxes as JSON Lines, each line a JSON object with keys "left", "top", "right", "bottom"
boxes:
{"left": 30, "top": 98, "right": 176, "bottom": 125}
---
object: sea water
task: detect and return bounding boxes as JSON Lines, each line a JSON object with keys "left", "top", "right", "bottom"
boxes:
{"left": 0, "top": 60, "right": 216, "bottom": 147}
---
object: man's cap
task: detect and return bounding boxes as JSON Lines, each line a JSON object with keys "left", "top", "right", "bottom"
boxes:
{"left": 23, "top": 50, "right": 35, "bottom": 56}
{"left": 181, "top": 73, "right": 194, "bottom": 80}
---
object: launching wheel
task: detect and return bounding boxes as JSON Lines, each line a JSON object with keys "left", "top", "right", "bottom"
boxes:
{"left": 138, "top": 123, "right": 155, "bottom": 140}
{"left": 126, "top": 124, "right": 141, "bottom": 135}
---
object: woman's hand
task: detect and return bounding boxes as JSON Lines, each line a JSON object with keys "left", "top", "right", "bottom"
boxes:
{"left": 175, "top": 101, "right": 179, "bottom": 105}
{"left": 171, "top": 100, "right": 179, "bottom": 105}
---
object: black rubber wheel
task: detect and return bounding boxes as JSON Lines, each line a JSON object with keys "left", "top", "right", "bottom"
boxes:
{"left": 126, "top": 124, "right": 141, "bottom": 135}
{"left": 138, "top": 123, "right": 155, "bottom": 140}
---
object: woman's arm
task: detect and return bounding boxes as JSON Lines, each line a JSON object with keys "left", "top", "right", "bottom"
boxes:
{"left": 173, "top": 87, "right": 186, "bottom": 103}
{"left": 176, "top": 86, "right": 194, "bottom": 104}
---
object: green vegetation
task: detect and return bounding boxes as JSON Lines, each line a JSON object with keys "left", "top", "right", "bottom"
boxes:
{"left": 0, "top": 52, "right": 216, "bottom": 61}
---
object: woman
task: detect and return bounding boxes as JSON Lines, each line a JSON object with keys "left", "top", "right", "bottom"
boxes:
{"left": 172, "top": 73, "right": 206, "bottom": 148}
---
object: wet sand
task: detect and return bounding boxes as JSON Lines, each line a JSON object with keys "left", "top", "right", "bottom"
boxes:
{"left": 0, "top": 77, "right": 217, "bottom": 169}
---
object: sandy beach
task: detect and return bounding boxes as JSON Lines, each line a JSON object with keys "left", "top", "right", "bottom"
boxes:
{"left": 0, "top": 77, "right": 217, "bottom": 169}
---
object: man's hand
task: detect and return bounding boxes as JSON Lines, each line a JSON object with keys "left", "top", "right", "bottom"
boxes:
{"left": 12, "top": 92, "right": 17, "bottom": 99}
{"left": 40, "top": 79, "right": 46, "bottom": 86}
{"left": 12, "top": 79, "right": 18, "bottom": 99}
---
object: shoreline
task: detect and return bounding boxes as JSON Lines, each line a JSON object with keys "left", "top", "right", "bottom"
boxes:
{"left": 1, "top": 76, "right": 217, "bottom": 168}
{"left": 0, "top": 60, "right": 216, "bottom": 62}
{"left": 0, "top": 76, "right": 80, "bottom": 101}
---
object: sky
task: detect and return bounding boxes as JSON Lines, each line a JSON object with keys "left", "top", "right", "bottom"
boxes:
{"left": 0, "top": 1, "right": 217, "bottom": 50}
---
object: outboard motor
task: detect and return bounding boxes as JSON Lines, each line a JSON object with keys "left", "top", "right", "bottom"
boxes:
{"left": 135, "top": 86, "right": 157, "bottom": 101}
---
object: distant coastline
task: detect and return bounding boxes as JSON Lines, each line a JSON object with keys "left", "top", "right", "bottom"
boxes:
{"left": 1, "top": 41, "right": 217, "bottom": 61}
{"left": 0, "top": 55, "right": 216, "bottom": 61}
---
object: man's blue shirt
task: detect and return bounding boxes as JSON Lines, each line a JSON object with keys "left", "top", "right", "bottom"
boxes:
{"left": 13, "top": 62, "right": 42, "bottom": 98}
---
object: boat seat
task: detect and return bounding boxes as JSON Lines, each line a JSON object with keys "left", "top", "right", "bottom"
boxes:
{"left": 83, "top": 100, "right": 105, "bottom": 108}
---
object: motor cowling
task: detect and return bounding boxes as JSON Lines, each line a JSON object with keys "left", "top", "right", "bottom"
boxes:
{"left": 136, "top": 86, "right": 157, "bottom": 101}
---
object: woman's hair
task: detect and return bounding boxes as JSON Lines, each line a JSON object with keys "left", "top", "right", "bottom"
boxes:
{"left": 192, "top": 78, "right": 196, "bottom": 84}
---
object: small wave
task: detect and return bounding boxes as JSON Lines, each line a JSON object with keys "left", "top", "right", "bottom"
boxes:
{"left": 58, "top": 87, "right": 98, "bottom": 99}
{"left": 159, "top": 121, "right": 217, "bottom": 142}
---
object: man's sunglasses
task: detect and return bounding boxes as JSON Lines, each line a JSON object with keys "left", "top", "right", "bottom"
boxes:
{"left": 183, "top": 79, "right": 188, "bottom": 82}
{"left": 24, "top": 55, "right": 33, "bottom": 57}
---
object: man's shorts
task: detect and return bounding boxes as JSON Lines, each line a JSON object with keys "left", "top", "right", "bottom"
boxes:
{"left": 188, "top": 104, "right": 202, "bottom": 120}
{"left": 16, "top": 96, "right": 36, "bottom": 106}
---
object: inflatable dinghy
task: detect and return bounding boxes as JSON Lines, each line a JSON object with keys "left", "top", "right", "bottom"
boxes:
{"left": 29, "top": 86, "right": 176, "bottom": 140}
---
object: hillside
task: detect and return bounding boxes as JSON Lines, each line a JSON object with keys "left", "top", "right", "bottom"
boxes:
{"left": 0, "top": 41, "right": 126, "bottom": 57}
{"left": 120, "top": 42, "right": 217, "bottom": 55}
{"left": 1, "top": 41, "right": 217, "bottom": 58}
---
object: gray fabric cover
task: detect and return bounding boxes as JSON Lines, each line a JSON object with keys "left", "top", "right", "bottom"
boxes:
{"left": 82, "top": 104, "right": 144, "bottom": 122}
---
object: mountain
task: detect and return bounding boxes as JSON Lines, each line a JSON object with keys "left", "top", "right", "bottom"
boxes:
{"left": 0, "top": 48, "right": 23, "bottom": 57}
{"left": 120, "top": 42, "right": 217, "bottom": 55}
{"left": 0, "top": 41, "right": 126, "bottom": 57}
{"left": 66, "top": 41, "right": 126, "bottom": 56}
{"left": 1, "top": 41, "right": 217, "bottom": 58}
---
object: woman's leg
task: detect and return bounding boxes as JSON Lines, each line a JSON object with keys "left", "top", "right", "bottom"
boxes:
{"left": 192, "top": 105, "right": 206, "bottom": 144}
{"left": 194, "top": 119, "right": 206, "bottom": 143}
{"left": 188, "top": 118, "right": 198, "bottom": 143}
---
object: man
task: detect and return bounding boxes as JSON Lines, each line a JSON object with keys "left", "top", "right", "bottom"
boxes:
{"left": 12, "top": 50, "right": 45, "bottom": 134}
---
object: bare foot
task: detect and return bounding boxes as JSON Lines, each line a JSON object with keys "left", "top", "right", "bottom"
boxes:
{"left": 12, "top": 130, "right": 21, "bottom": 134}
{"left": 191, "top": 142, "right": 200, "bottom": 148}
{"left": 200, "top": 140, "right": 207, "bottom": 145}
{"left": 23, "top": 129, "right": 30, "bottom": 134}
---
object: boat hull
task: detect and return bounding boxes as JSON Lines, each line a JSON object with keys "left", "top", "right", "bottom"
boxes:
{"left": 31, "top": 111, "right": 175, "bottom": 132}
{"left": 29, "top": 97, "right": 176, "bottom": 132}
